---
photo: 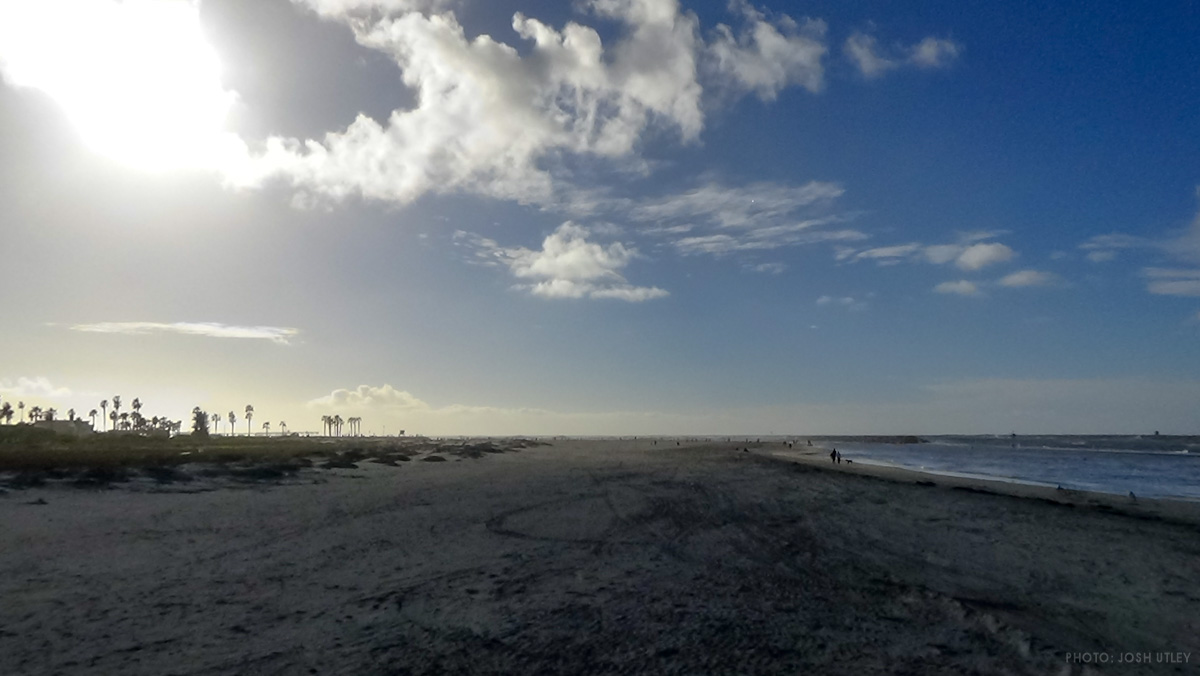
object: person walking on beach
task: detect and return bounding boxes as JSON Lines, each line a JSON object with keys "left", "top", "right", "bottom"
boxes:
{"left": 830, "top": 449, "right": 836, "bottom": 464}
{"left": 836, "top": 451, "right": 842, "bottom": 464}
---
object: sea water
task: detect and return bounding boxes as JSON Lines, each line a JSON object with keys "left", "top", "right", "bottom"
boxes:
{"left": 831, "top": 435, "right": 1200, "bottom": 501}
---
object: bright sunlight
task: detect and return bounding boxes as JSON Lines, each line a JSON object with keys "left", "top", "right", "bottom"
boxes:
{"left": 0, "top": 0, "right": 246, "bottom": 172}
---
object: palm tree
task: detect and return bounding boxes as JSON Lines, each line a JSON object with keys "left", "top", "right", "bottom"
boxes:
{"left": 112, "top": 396, "right": 122, "bottom": 427}
{"left": 29, "top": 405, "right": 42, "bottom": 422}
{"left": 45, "top": 408, "right": 57, "bottom": 421}
{"left": 333, "top": 414, "right": 344, "bottom": 437}
{"left": 280, "top": 421, "right": 288, "bottom": 436}
{"left": 109, "top": 410, "right": 117, "bottom": 430}
{"left": 118, "top": 412, "right": 129, "bottom": 430}
{"left": 17, "top": 401, "right": 25, "bottom": 424}
{"left": 245, "top": 405, "right": 254, "bottom": 436}
{"left": 132, "top": 398, "right": 142, "bottom": 421}
{"left": 262, "top": 421, "right": 270, "bottom": 436}
{"left": 89, "top": 409, "right": 98, "bottom": 430}
{"left": 1, "top": 402, "right": 12, "bottom": 425}
{"left": 67, "top": 408, "right": 76, "bottom": 421}
{"left": 228, "top": 411, "right": 236, "bottom": 434}
{"left": 99, "top": 400, "right": 108, "bottom": 431}
{"left": 210, "top": 412, "right": 220, "bottom": 435}
{"left": 320, "top": 415, "right": 330, "bottom": 436}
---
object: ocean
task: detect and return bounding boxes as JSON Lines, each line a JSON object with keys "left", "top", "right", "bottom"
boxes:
{"left": 829, "top": 435, "right": 1200, "bottom": 501}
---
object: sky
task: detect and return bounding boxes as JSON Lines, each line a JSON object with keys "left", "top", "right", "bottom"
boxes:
{"left": 1, "top": 0, "right": 1198, "bottom": 436}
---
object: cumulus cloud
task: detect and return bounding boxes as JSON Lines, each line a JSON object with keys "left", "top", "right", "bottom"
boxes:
{"left": 998, "top": 269, "right": 1057, "bottom": 287}
{"left": 707, "top": 0, "right": 827, "bottom": 99}
{"left": 308, "top": 384, "right": 430, "bottom": 410}
{"left": 934, "top": 280, "right": 979, "bottom": 296}
{"left": 239, "top": 1, "right": 714, "bottom": 206}
{"left": 844, "top": 31, "right": 961, "bottom": 79}
{"left": 70, "top": 322, "right": 300, "bottom": 344}
{"left": 455, "top": 222, "right": 667, "bottom": 301}
{"left": 233, "top": 1, "right": 850, "bottom": 208}
{"left": 0, "top": 376, "right": 72, "bottom": 399}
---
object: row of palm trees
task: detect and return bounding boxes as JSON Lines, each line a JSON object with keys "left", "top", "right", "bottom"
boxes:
{"left": 190, "top": 404, "right": 291, "bottom": 436}
{"left": 319, "top": 415, "right": 363, "bottom": 436}
{"left": 3, "top": 393, "right": 373, "bottom": 438}
{"left": 0, "top": 394, "right": 182, "bottom": 434}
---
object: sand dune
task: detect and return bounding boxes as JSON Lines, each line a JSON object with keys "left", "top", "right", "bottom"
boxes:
{"left": 2, "top": 439, "right": 1197, "bottom": 675}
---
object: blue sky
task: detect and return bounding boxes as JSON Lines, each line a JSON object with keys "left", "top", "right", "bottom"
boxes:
{"left": 0, "top": 0, "right": 1197, "bottom": 435}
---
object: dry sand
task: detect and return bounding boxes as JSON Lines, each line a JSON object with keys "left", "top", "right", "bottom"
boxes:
{"left": 2, "top": 439, "right": 1198, "bottom": 675}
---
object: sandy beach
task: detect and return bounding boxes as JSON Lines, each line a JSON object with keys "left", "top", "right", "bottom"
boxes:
{"left": 2, "top": 439, "right": 1198, "bottom": 675}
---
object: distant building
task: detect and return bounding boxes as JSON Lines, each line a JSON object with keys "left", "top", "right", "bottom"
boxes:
{"left": 33, "top": 419, "right": 94, "bottom": 437}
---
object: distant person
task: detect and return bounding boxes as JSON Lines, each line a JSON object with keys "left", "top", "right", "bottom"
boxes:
{"left": 830, "top": 449, "right": 836, "bottom": 464}
{"left": 836, "top": 451, "right": 842, "bottom": 464}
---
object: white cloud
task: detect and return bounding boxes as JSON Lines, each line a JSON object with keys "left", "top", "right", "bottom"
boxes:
{"left": 235, "top": 1, "right": 853, "bottom": 208}
{"left": 70, "top": 322, "right": 300, "bottom": 344}
{"left": 843, "top": 33, "right": 897, "bottom": 79}
{"left": 845, "top": 31, "right": 961, "bottom": 79}
{"left": 853, "top": 243, "right": 922, "bottom": 263}
{"left": 707, "top": 1, "right": 827, "bottom": 100}
{"left": 456, "top": 222, "right": 667, "bottom": 301}
{"left": 850, "top": 236, "right": 1015, "bottom": 271}
{"left": 241, "top": 2, "right": 711, "bottom": 206}
{"left": 748, "top": 262, "right": 786, "bottom": 274}
{"left": 1143, "top": 268, "right": 1200, "bottom": 297}
{"left": 629, "top": 180, "right": 843, "bottom": 228}
{"left": 1079, "top": 233, "right": 1155, "bottom": 263}
{"left": 933, "top": 280, "right": 979, "bottom": 296}
{"left": 0, "top": 376, "right": 72, "bottom": 399}
{"left": 955, "top": 242, "right": 1014, "bottom": 270}
{"left": 291, "top": 0, "right": 452, "bottom": 18}
{"left": 909, "top": 37, "right": 961, "bottom": 69}
{"left": 998, "top": 269, "right": 1057, "bottom": 287}
{"left": 816, "top": 295, "right": 867, "bottom": 311}
{"left": 308, "top": 384, "right": 430, "bottom": 410}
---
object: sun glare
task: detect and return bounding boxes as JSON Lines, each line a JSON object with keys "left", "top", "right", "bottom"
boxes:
{"left": 0, "top": 0, "right": 246, "bottom": 172}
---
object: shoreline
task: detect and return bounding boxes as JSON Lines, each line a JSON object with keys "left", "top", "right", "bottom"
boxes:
{"left": 767, "top": 444, "right": 1200, "bottom": 528}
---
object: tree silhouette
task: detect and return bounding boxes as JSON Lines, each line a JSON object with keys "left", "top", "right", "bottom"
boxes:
{"left": 45, "top": 408, "right": 57, "bottom": 421}
{"left": 262, "top": 421, "right": 270, "bottom": 436}
{"left": 99, "top": 400, "right": 107, "bottom": 432}
{"left": 109, "top": 410, "right": 117, "bottom": 429}
{"left": 333, "top": 414, "right": 344, "bottom": 436}
{"left": 29, "top": 405, "right": 42, "bottom": 422}
{"left": 67, "top": 408, "right": 76, "bottom": 421}
{"left": 88, "top": 409, "right": 98, "bottom": 429}
{"left": 245, "top": 405, "right": 254, "bottom": 436}
{"left": 1, "top": 402, "right": 12, "bottom": 425}
{"left": 17, "top": 401, "right": 25, "bottom": 424}
{"left": 112, "top": 396, "right": 122, "bottom": 428}
{"left": 228, "top": 411, "right": 236, "bottom": 434}
{"left": 192, "top": 407, "right": 209, "bottom": 437}
{"left": 280, "top": 421, "right": 288, "bottom": 435}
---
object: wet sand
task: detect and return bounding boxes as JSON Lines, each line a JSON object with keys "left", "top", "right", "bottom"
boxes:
{"left": 2, "top": 439, "right": 1198, "bottom": 675}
